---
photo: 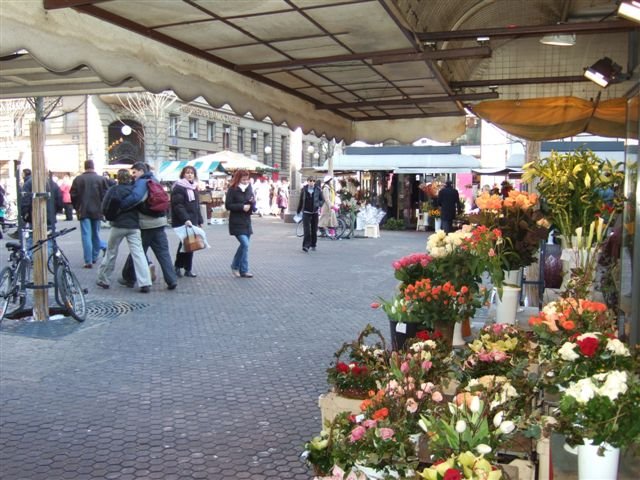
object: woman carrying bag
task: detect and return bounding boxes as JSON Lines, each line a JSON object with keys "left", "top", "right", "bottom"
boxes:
{"left": 171, "top": 166, "right": 203, "bottom": 278}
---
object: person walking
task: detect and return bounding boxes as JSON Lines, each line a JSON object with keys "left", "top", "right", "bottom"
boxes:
{"left": 70, "top": 160, "right": 110, "bottom": 268}
{"left": 318, "top": 176, "right": 337, "bottom": 237}
{"left": 118, "top": 162, "right": 177, "bottom": 290}
{"left": 276, "top": 180, "right": 289, "bottom": 219}
{"left": 297, "top": 175, "right": 322, "bottom": 252}
{"left": 96, "top": 169, "right": 152, "bottom": 293}
{"left": 171, "top": 166, "right": 203, "bottom": 278}
{"left": 437, "top": 180, "right": 461, "bottom": 234}
{"left": 58, "top": 174, "right": 74, "bottom": 221}
{"left": 225, "top": 169, "right": 255, "bottom": 278}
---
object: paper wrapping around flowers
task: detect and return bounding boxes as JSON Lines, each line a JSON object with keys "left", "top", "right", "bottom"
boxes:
{"left": 356, "top": 205, "right": 386, "bottom": 227}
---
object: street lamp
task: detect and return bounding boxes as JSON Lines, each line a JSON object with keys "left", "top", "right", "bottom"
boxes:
{"left": 264, "top": 145, "right": 272, "bottom": 165}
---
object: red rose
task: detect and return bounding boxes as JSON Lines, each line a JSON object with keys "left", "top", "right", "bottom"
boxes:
{"left": 370, "top": 302, "right": 381, "bottom": 309}
{"left": 416, "top": 330, "right": 430, "bottom": 340}
{"left": 351, "top": 365, "right": 362, "bottom": 375}
{"left": 577, "top": 336, "right": 599, "bottom": 357}
{"left": 443, "top": 468, "right": 463, "bottom": 480}
{"left": 336, "top": 362, "right": 350, "bottom": 373}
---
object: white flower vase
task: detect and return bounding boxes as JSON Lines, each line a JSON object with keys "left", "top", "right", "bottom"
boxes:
{"left": 495, "top": 286, "right": 520, "bottom": 324}
{"left": 577, "top": 440, "right": 620, "bottom": 480}
{"left": 452, "top": 321, "right": 465, "bottom": 347}
{"left": 434, "top": 218, "right": 441, "bottom": 232}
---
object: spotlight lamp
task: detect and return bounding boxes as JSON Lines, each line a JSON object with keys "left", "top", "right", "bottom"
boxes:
{"left": 618, "top": 1, "right": 640, "bottom": 23}
{"left": 584, "top": 57, "right": 623, "bottom": 88}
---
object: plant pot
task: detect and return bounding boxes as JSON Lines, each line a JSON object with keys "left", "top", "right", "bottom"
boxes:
{"left": 577, "top": 439, "right": 620, "bottom": 480}
{"left": 452, "top": 321, "right": 465, "bottom": 347}
{"left": 495, "top": 286, "right": 521, "bottom": 324}
{"left": 434, "top": 218, "right": 442, "bottom": 231}
{"left": 503, "top": 269, "right": 521, "bottom": 287}
{"left": 432, "top": 320, "right": 455, "bottom": 350}
{"left": 389, "top": 321, "right": 419, "bottom": 351}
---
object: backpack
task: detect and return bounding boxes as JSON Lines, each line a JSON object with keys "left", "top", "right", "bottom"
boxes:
{"left": 146, "top": 179, "right": 170, "bottom": 214}
{"left": 103, "top": 193, "right": 121, "bottom": 222}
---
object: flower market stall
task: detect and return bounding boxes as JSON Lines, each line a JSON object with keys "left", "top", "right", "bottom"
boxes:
{"left": 302, "top": 149, "right": 638, "bottom": 480}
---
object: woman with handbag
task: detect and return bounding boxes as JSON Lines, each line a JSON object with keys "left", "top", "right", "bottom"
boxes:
{"left": 225, "top": 169, "right": 256, "bottom": 278}
{"left": 171, "top": 166, "right": 203, "bottom": 278}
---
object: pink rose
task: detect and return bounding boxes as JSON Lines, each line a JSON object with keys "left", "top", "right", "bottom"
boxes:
{"left": 349, "top": 426, "right": 367, "bottom": 442}
{"left": 416, "top": 390, "right": 424, "bottom": 400}
{"left": 478, "top": 351, "right": 492, "bottom": 362}
{"left": 421, "top": 360, "right": 433, "bottom": 371}
{"left": 406, "top": 398, "right": 418, "bottom": 413}
{"left": 400, "top": 361, "right": 410, "bottom": 374}
{"left": 362, "top": 419, "right": 377, "bottom": 429}
{"left": 378, "top": 427, "right": 395, "bottom": 440}
{"left": 431, "top": 391, "right": 444, "bottom": 402}
{"left": 492, "top": 351, "right": 508, "bottom": 362}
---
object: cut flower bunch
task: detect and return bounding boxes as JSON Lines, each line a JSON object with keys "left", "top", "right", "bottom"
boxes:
{"left": 417, "top": 451, "right": 503, "bottom": 480}
{"left": 469, "top": 191, "right": 550, "bottom": 271}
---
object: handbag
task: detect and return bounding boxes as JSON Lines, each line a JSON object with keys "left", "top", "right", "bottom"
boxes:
{"left": 182, "top": 225, "right": 206, "bottom": 253}
{"left": 293, "top": 212, "right": 303, "bottom": 223}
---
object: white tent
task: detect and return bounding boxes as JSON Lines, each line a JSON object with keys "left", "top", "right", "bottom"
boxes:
{"left": 319, "top": 153, "right": 480, "bottom": 174}
{"left": 206, "top": 151, "right": 277, "bottom": 172}
{"left": 157, "top": 159, "right": 226, "bottom": 182}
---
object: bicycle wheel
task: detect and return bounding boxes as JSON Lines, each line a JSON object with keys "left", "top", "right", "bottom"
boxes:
{"left": 56, "top": 266, "right": 86, "bottom": 322}
{"left": 47, "top": 251, "right": 55, "bottom": 275}
{"left": 0, "top": 265, "right": 25, "bottom": 321}
{"left": 333, "top": 218, "right": 347, "bottom": 239}
{"left": 296, "top": 221, "right": 304, "bottom": 237}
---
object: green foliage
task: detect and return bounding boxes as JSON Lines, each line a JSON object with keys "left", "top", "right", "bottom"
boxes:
{"left": 382, "top": 218, "right": 405, "bottom": 230}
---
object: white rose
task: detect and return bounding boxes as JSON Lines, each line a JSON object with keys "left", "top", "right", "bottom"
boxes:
{"left": 566, "top": 378, "right": 596, "bottom": 404}
{"left": 558, "top": 342, "right": 580, "bottom": 361}
{"left": 542, "top": 302, "right": 559, "bottom": 316}
{"left": 606, "top": 339, "right": 630, "bottom": 357}
{"left": 576, "top": 332, "right": 598, "bottom": 341}
{"left": 597, "top": 370, "right": 628, "bottom": 401}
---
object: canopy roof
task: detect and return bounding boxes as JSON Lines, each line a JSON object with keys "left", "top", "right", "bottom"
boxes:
{"left": 157, "top": 159, "right": 225, "bottom": 182}
{"left": 205, "top": 151, "right": 277, "bottom": 172}
{"left": 1, "top": 1, "right": 637, "bottom": 143}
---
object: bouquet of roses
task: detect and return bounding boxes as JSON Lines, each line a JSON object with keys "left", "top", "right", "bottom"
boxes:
{"left": 548, "top": 331, "right": 634, "bottom": 389}
{"left": 462, "top": 324, "right": 534, "bottom": 382}
{"left": 417, "top": 451, "right": 503, "bottom": 480}
{"left": 392, "top": 252, "right": 433, "bottom": 291}
{"left": 468, "top": 191, "right": 550, "bottom": 271}
{"left": 556, "top": 369, "right": 640, "bottom": 450}
{"left": 528, "top": 298, "right": 616, "bottom": 360}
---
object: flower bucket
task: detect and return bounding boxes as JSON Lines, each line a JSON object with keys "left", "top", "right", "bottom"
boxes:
{"left": 452, "top": 321, "right": 465, "bottom": 347}
{"left": 389, "top": 321, "right": 419, "bottom": 351}
{"left": 495, "top": 286, "right": 520, "bottom": 324}
{"left": 434, "top": 218, "right": 442, "bottom": 231}
{"left": 432, "top": 319, "right": 455, "bottom": 350}
{"left": 503, "top": 269, "right": 521, "bottom": 287}
{"left": 576, "top": 439, "right": 620, "bottom": 480}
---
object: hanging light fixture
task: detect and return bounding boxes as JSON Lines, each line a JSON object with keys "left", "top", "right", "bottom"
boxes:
{"left": 618, "top": 1, "right": 640, "bottom": 23}
{"left": 540, "top": 33, "right": 576, "bottom": 46}
{"left": 584, "top": 57, "right": 623, "bottom": 87}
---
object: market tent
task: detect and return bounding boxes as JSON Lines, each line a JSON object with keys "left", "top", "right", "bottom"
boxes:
{"left": 157, "top": 159, "right": 226, "bottom": 182}
{"left": 206, "top": 151, "right": 277, "bottom": 172}
{"left": 320, "top": 152, "right": 479, "bottom": 174}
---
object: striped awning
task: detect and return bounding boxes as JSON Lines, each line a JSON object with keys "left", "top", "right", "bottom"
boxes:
{"left": 158, "top": 160, "right": 226, "bottom": 182}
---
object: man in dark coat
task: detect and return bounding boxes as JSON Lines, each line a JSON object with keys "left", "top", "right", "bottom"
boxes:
{"left": 21, "top": 173, "right": 63, "bottom": 254}
{"left": 437, "top": 180, "right": 461, "bottom": 234}
{"left": 70, "top": 160, "right": 110, "bottom": 268}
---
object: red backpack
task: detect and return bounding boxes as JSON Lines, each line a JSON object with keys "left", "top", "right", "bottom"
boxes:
{"left": 146, "top": 179, "right": 170, "bottom": 214}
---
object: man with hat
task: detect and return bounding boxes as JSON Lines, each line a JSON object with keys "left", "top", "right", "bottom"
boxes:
{"left": 437, "top": 180, "right": 462, "bottom": 234}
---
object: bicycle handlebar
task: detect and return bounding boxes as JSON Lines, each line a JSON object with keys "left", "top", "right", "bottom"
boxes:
{"left": 28, "top": 227, "right": 77, "bottom": 251}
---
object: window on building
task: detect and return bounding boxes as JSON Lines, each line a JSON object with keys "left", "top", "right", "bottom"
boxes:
{"left": 237, "top": 127, "right": 245, "bottom": 152}
{"left": 190, "top": 149, "right": 198, "bottom": 159}
{"left": 169, "top": 115, "right": 179, "bottom": 137}
{"left": 251, "top": 130, "right": 258, "bottom": 154}
{"left": 168, "top": 147, "right": 178, "bottom": 161}
{"left": 207, "top": 121, "right": 215, "bottom": 142}
{"left": 223, "top": 124, "right": 231, "bottom": 149}
{"left": 13, "top": 116, "right": 23, "bottom": 136}
{"left": 189, "top": 118, "right": 198, "bottom": 139}
{"left": 64, "top": 111, "right": 79, "bottom": 134}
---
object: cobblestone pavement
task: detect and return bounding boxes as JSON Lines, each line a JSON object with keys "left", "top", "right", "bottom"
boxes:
{"left": 0, "top": 218, "right": 427, "bottom": 480}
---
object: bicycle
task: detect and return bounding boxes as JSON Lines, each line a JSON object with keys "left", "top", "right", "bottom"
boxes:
{"left": 295, "top": 215, "right": 346, "bottom": 240}
{"left": 0, "top": 227, "right": 86, "bottom": 322}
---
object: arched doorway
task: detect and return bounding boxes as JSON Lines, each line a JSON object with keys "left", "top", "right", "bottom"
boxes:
{"left": 107, "top": 120, "right": 144, "bottom": 164}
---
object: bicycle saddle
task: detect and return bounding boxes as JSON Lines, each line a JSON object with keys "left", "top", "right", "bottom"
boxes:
{"left": 4, "top": 242, "right": 21, "bottom": 251}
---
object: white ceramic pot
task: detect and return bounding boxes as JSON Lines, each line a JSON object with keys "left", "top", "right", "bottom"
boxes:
{"left": 577, "top": 439, "right": 620, "bottom": 480}
{"left": 452, "top": 321, "right": 466, "bottom": 347}
{"left": 495, "top": 286, "right": 521, "bottom": 324}
{"left": 434, "top": 218, "right": 442, "bottom": 231}
{"left": 503, "top": 269, "right": 521, "bottom": 287}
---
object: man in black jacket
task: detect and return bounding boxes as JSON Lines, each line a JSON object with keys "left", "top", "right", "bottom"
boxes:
{"left": 96, "top": 169, "right": 152, "bottom": 293}
{"left": 437, "top": 180, "right": 461, "bottom": 234}
{"left": 21, "top": 173, "right": 63, "bottom": 255}
{"left": 297, "top": 176, "right": 323, "bottom": 252}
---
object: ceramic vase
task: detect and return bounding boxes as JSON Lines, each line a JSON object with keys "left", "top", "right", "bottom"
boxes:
{"left": 577, "top": 439, "right": 620, "bottom": 480}
{"left": 495, "top": 286, "right": 520, "bottom": 324}
{"left": 452, "top": 321, "right": 465, "bottom": 347}
{"left": 434, "top": 218, "right": 442, "bottom": 232}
